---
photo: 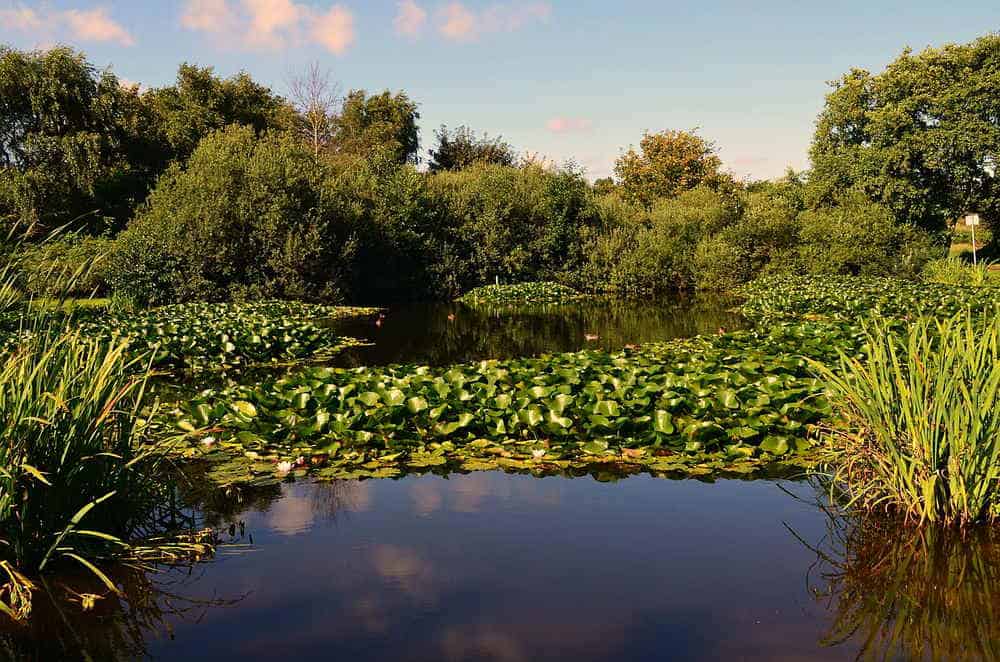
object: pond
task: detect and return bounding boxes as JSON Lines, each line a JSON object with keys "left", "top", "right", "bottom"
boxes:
{"left": 7, "top": 298, "right": 999, "bottom": 661}
{"left": 11, "top": 471, "right": 998, "bottom": 661}
{"left": 329, "top": 299, "right": 746, "bottom": 366}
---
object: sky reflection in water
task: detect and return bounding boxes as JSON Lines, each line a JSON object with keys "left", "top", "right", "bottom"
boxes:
{"left": 146, "top": 473, "right": 861, "bottom": 662}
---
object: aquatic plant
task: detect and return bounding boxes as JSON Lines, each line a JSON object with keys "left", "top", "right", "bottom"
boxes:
{"left": 172, "top": 325, "right": 836, "bottom": 483}
{"left": 815, "top": 312, "right": 1000, "bottom": 526}
{"left": 77, "top": 301, "right": 376, "bottom": 372}
{"left": 458, "top": 281, "right": 586, "bottom": 306}
{"left": 740, "top": 274, "right": 1000, "bottom": 324}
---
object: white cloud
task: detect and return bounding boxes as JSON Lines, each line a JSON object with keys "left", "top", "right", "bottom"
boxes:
{"left": 394, "top": 0, "right": 427, "bottom": 37}
{"left": 1, "top": 5, "right": 134, "bottom": 46}
{"left": 179, "top": 0, "right": 356, "bottom": 54}
{"left": 437, "top": 1, "right": 551, "bottom": 42}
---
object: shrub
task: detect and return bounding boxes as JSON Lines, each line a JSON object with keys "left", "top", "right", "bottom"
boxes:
{"left": 110, "top": 126, "right": 351, "bottom": 305}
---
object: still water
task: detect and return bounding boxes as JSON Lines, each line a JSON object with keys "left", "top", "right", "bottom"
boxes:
{"left": 7, "top": 474, "right": 881, "bottom": 661}
{"left": 330, "top": 299, "right": 746, "bottom": 366}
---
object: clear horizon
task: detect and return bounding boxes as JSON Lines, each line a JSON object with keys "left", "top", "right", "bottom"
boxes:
{"left": 2, "top": 0, "right": 997, "bottom": 180}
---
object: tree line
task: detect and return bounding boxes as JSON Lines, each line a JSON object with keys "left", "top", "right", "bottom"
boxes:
{"left": 1, "top": 35, "right": 997, "bottom": 306}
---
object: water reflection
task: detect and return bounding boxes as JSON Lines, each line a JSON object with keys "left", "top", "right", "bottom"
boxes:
{"left": 807, "top": 513, "right": 1000, "bottom": 661}
{"left": 13, "top": 473, "right": 1000, "bottom": 661}
{"left": 330, "top": 299, "right": 744, "bottom": 366}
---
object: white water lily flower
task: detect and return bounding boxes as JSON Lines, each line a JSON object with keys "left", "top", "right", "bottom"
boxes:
{"left": 532, "top": 449, "right": 546, "bottom": 459}
{"left": 201, "top": 436, "right": 216, "bottom": 447}
{"left": 276, "top": 461, "right": 293, "bottom": 474}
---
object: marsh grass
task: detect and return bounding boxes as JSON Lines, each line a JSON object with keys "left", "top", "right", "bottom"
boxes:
{"left": 923, "top": 257, "right": 998, "bottom": 286}
{"left": 816, "top": 311, "right": 1000, "bottom": 526}
{"left": 0, "top": 229, "right": 213, "bottom": 621}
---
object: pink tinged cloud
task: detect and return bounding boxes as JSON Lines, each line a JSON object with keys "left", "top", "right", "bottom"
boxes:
{"left": 181, "top": 0, "right": 236, "bottom": 33}
{"left": 394, "top": 0, "right": 427, "bottom": 37}
{"left": 178, "top": 0, "right": 355, "bottom": 54}
{"left": 438, "top": 2, "right": 551, "bottom": 42}
{"left": 0, "top": 8, "right": 42, "bottom": 31}
{"left": 243, "top": 0, "right": 304, "bottom": 47}
{"left": 1, "top": 6, "right": 134, "bottom": 46}
{"left": 311, "top": 5, "right": 355, "bottom": 55}
{"left": 546, "top": 117, "right": 592, "bottom": 133}
{"left": 439, "top": 3, "right": 477, "bottom": 41}
{"left": 63, "top": 8, "right": 136, "bottom": 46}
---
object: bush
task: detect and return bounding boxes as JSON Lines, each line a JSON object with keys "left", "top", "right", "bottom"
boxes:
{"left": 923, "top": 258, "right": 998, "bottom": 286}
{"left": 426, "top": 162, "right": 597, "bottom": 293}
{"left": 18, "top": 236, "right": 114, "bottom": 297}
{"left": 110, "top": 126, "right": 351, "bottom": 305}
{"left": 584, "top": 187, "right": 740, "bottom": 295}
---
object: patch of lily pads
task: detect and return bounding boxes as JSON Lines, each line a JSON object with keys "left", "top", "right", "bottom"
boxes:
{"left": 80, "top": 301, "right": 377, "bottom": 371}
{"left": 458, "top": 281, "right": 587, "bottom": 306}
{"left": 170, "top": 325, "right": 836, "bottom": 484}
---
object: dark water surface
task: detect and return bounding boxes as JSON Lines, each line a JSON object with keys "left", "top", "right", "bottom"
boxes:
{"left": 329, "top": 299, "right": 746, "bottom": 366}
{"left": 7, "top": 474, "right": 882, "bottom": 661}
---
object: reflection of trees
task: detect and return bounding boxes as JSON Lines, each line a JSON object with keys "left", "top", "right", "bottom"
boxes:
{"left": 0, "top": 564, "right": 246, "bottom": 661}
{"left": 802, "top": 509, "right": 1000, "bottom": 661}
{"left": 331, "top": 299, "right": 745, "bottom": 367}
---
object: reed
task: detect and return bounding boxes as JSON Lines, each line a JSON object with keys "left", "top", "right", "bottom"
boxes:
{"left": 816, "top": 311, "right": 1000, "bottom": 526}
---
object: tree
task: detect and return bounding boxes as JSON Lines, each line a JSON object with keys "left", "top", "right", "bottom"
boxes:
{"left": 427, "top": 125, "right": 515, "bottom": 172}
{"left": 287, "top": 62, "right": 341, "bottom": 156}
{"left": 144, "top": 63, "right": 294, "bottom": 162}
{"left": 0, "top": 46, "right": 160, "bottom": 234}
{"left": 613, "top": 129, "right": 725, "bottom": 206}
{"left": 808, "top": 35, "right": 1000, "bottom": 235}
{"left": 110, "top": 126, "right": 349, "bottom": 305}
{"left": 332, "top": 90, "right": 420, "bottom": 164}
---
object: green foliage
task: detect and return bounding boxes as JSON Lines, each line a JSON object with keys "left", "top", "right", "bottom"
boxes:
{"left": 81, "top": 301, "right": 374, "bottom": 372}
{"left": 740, "top": 274, "right": 1000, "bottom": 324}
{"left": 428, "top": 125, "right": 516, "bottom": 172}
{"left": 174, "top": 328, "right": 833, "bottom": 482}
{"left": 143, "top": 63, "right": 294, "bottom": 163}
{"left": 614, "top": 129, "right": 728, "bottom": 207}
{"left": 0, "top": 46, "right": 161, "bottom": 234}
{"left": 816, "top": 312, "right": 1000, "bottom": 525}
{"left": 426, "top": 162, "right": 598, "bottom": 292}
{"left": 17, "top": 236, "right": 114, "bottom": 297}
{"left": 458, "top": 281, "right": 585, "bottom": 305}
{"left": 808, "top": 35, "right": 1000, "bottom": 234}
{"left": 584, "top": 187, "right": 741, "bottom": 295}
{"left": 110, "top": 126, "right": 350, "bottom": 305}
{"left": 923, "top": 257, "right": 999, "bottom": 286}
{"left": 332, "top": 90, "right": 420, "bottom": 164}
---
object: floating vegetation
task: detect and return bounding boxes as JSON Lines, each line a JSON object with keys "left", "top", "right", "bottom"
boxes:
{"left": 458, "top": 281, "right": 587, "bottom": 306}
{"left": 78, "top": 301, "right": 376, "bottom": 372}
{"left": 740, "top": 275, "right": 1000, "bottom": 324}
{"left": 171, "top": 327, "right": 835, "bottom": 483}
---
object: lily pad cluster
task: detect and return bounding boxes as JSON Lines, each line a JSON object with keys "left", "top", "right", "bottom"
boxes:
{"left": 173, "top": 329, "right": 834, "bottom": 482}
{"left": 458, "top": 281, "right": 587, "bottom": 306}
{"left": 79, "top": 301, "right": 377, "bottom": 371}
{"left": 741, "top": 275, "right": 1000, "bottom": 324}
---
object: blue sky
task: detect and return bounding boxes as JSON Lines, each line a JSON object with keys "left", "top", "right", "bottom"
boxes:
{"left": 2, "top": 1, "right": 997, "bottom": 180}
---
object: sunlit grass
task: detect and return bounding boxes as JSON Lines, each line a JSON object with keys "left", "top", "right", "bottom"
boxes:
{"left": 816, "top": 311, "right": 1000, "bottom": 526}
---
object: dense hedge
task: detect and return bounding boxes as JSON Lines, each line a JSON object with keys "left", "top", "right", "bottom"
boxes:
{"left": 108, "top": 129, "right": 946, "bottom": 306}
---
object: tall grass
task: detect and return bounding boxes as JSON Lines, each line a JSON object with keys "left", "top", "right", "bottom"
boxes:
{"left": 923, "top": 257, "right": 997, "bottom": 286}
{"left": 0, "top": 229, "right": 211, "bottom": 621}
{"left": 816, "top": 312, "right": 1000, "bottom": 526}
